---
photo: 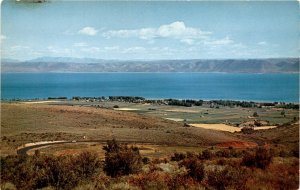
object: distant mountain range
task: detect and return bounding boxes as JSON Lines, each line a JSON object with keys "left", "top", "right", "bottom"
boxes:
{"left": 1, "top": 57, "right": 299, "bottom": 73}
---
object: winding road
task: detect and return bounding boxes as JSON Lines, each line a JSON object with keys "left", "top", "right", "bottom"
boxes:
{"left": 16, "top": 140, "right": 175, "bottom": 156}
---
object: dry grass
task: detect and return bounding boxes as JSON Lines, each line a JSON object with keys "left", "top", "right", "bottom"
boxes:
{"left": 191, "top": 123, "right": 278, "bottom": 133}
{"left": 191, "top": 123, "right": 241, "bottom": 133}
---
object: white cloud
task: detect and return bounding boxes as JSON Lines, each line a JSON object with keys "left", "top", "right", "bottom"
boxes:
{"left": 103, "top": 29, "right": 144, "bottom": 39}
{"left": 73, "top": 42, "right": 88, "bottom": 47}
{"left": 157, "top": 21, "right": 210, "bottom": 39}
{"left": 104, "top": 46, "right": 120, "bottom": 51}
{"left": 103, "top": 21, "right": 211, "bottom": 42}
{"left": 10, "top": 45, "right": 30, "bottom": 50}
{"left": 78, "top": 27, "right": 98, "bottom": 36}
{"left": 258, "top": 41, "right": 267, "bottom": 46}
{"left": 121, "top": 46, "right": 146, "bottom": 54}
{"left": 181, "top": 39, "right": 195, "bottom": 45}
{"left": 204, "top": 36, "right": 234, "bottom": 46}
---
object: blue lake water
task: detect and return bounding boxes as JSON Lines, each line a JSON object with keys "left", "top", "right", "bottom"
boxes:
{"left": 1, "top": 73, "right": 299, "bottom": 102}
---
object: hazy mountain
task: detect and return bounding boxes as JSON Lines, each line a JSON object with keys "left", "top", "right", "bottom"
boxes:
{"left": 1, "top": 58, "right": 20, "bottom": 63}
{"left": 27, "top": 57, "right": 104, "bottom": 63}
{"left": 1, "top": 57, "right": 299, "bottom": 73}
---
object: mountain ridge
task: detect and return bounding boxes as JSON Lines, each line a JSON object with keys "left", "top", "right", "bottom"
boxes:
{"left": 1, "top": 57, "right": 299, "bottom": 73}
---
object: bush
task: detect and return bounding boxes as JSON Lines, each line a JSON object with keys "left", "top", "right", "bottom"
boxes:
{"left": 171, "top": 152, "right": 186, "bottom": 161}
{"left": 167, "top": 173, "right": 199, "bottom": 189}
{"left": 103, "top": 139, "right": 142, "bottom": 177}
{"left": 113, "top": 105, "right": 119, "bottom": 108}
{"left": 142, "top": 157, "right": 150, "bottom": 164}
{"left": 180, "top": 157, "right": 205, "bottom": 181}
{"left": 207, "top": 166, "right": 248, "bottom": 190}
{"left": 291, "top": 147, "right": 299, "bottom": 158}
{"left": 241, "top": 151, "right": 256, "bottom": 167}
{"left": 129, "top": 171, "right": 170, "bottom": 190}
{"left": 241, "top": 127, "right": 254, "bottom": 134}
{"left": 255, "top": 147, "right": 273, "bottom": 169}
{"left": 72, "top": 151, "right": 101, "bottom": 180}
{"left": 253, "top": 112, "right": 259, "bottom": 117}
{"left": 0, "top": 151, "right": 101, "bottom": 190}
{"left": 199, "top": 149, "right": 213, "bottom": 160}
{"left": 241, "top": 147, "right": 273, "bottom": 169}
{"left": 279, "top": 150, "right": 290, "bottom": 157}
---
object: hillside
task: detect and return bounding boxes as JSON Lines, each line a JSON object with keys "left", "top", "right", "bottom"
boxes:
{"left": 1, "top": 103, "right": 243, "bottom": 155}
{"left": 1, "top": 57, "right": 298, "bottom": 73}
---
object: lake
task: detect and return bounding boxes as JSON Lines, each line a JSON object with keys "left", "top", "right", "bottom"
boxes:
{"left": 1, "top": 73, "right": 299, "bottom": 102}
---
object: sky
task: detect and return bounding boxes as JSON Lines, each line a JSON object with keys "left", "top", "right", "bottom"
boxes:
{"left": 1, "top": 0, "right": 299, "bottom": 61}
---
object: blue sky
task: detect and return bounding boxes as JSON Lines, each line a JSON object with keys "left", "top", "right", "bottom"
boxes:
{"left": 1, "top": 0, "right": 299, "bottom": 61}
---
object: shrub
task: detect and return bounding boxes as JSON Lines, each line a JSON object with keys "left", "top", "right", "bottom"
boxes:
{"left": 241, "top": 147, "right": 273, "bottom": 169}
{"left": 1, "top": 155, "right": 37, "bottom": 189}
{"left": 1, "top": 152, "right": 101, "bottom": 190}
{"left": 113, "top": 105, "right": 119, "bottom": 108}
{"left": 215, "top": 149, "right": 230, "bottom": 158}
{"left": 216, "top": 149, "right": 242, "bottom": 158}
{"left": 199, "top": 149, "right": 213, "bottom": 160}
{"left": 255, "top": 147, "right": 273, "bottom": 169}
{"left": 279, "top": 150, "right": 289, "bottom": 157}
{"left": 253, "top": 112, "right": 259, "bottom": 117}
{"left": 180, "top": 157, "right": 205, "bottom": 181}
{"left": 129, "top": 171, "right": 170, "bottom": 190}
{"left": 241, "top": 151, "right": 256, "bottom": 167}
{"left": 171, "top": 152, "right": 186, "bottom": 161}
{"left": 47, "top": 156, "right": 80, "bottom": 190}
{"left": 142, "top": 157, "right": 150, "bottom": 164}
{"left": 167, "top": 173, "right": 199, "bottom": 189}
{"left": 72, "top": 151, "right": 101, "bottom": 180}
{"left": 291, "top": 148, "right": 299, "bottom": 158}
{"left": 103, "top": 139, "right": 142, "bottom": 177}
{"left": 207, "top": 166, "right": 248, "bottom": 190}
{"left": 186, "top": 151, "right": 197, "bottom": 158}
{"left": 241, "top": 127, "right": 254, "bottom": 134}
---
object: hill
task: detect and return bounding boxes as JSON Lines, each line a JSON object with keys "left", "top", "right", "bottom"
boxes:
{"left": 1, "top": 57, "right": 298, "bottom": 73}
{"left": 1, "top": 103, "right": 243, "bottom": 155}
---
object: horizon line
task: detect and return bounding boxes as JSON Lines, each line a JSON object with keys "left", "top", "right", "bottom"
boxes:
{"left": 1, "top": 56, "right": 298, "bottom": 62}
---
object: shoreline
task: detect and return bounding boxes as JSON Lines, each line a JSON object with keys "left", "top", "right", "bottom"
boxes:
{"left": 1, "top": 96, "right": 299, "bottom": 106}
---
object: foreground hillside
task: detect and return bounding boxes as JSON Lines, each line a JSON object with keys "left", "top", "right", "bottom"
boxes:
{"left": 2, "top": 58, "right": 298, "bottom": 73}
